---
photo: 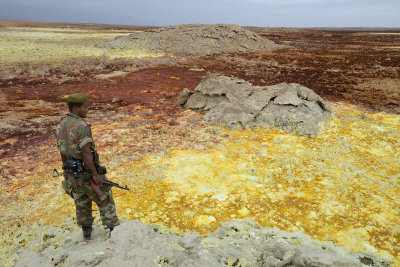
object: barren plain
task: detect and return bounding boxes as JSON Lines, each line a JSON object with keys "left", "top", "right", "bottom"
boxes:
{"left": 0, "top": 21, "right": 399, "bottom": 266}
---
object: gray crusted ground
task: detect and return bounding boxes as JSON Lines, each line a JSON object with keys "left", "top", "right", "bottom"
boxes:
{"left": 98, "top": 24, "right": 282, "bottom": 55}
{"left": 15, "top": 219, "right": 390, "bottom": 267}
{"left": 179, "top": 74, "right": 332, "bottom": 137}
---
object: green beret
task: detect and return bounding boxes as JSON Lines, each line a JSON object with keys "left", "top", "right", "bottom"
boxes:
{"left": 67, "top": 93, "right": 89, "bottom": 104}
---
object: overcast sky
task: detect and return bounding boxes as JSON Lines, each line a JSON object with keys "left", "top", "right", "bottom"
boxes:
{"left": 0, "top": 0, "right": 399, "bottom": 27}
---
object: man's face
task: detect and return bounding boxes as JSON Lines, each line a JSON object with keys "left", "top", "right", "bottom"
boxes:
{"left": 77, "top": 101, "right": 89, "bottom": 118}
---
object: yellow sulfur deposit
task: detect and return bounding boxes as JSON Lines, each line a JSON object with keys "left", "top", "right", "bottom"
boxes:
{"left": 0, "top": 101, "right": 399, "bottom": 266}
{"left": 115, "top": 102, "right": 399, "bottom": 263}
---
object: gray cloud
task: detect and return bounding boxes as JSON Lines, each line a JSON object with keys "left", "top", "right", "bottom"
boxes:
{"left": 0, "top": 0, "right": 399, "bottom": 27}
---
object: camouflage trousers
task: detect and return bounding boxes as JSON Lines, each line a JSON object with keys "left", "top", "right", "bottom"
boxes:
{"left": 62, "top": 175, "right": 120, "bottom": 228}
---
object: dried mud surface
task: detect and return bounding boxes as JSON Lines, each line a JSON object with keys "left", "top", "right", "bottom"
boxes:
{"left": 0, "top": 27, "right": 399, "bottom": 266}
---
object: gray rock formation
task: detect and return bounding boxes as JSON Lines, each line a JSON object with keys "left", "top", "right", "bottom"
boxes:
{"left": 98, "top": 24, "right": 283, "bottom": 55}
{"left": 15, "top": 219, "right": 390, "bottom": 267}
{"left": 179, "top": 74, "right": 332, "bottom": 137}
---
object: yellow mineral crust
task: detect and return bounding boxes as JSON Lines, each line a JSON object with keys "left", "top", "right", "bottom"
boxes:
{"left": 0, "top": 27, "right": 164, "bottom": 70}
{"left": 116, "top": 102, "right": 400, "bottom": 264}
{"left": 0, "top": 102, "right": 399, "bottom": 266}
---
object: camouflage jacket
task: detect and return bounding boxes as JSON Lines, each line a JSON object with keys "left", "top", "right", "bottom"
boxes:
{"left": 55, "top": 113, "right": 95, "bottom": 159}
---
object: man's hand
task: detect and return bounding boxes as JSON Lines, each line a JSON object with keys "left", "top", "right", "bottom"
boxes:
{"left": 82, "top": 143, "right": 101, "bottom": 185}
{"left": 93, "top": 174, "right": 103, "bottom": 185}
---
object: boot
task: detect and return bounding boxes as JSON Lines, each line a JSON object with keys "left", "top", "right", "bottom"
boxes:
{"left": 82, "top": 226, "right": 93, "bottom": 240}
{"left": 108, "top": 227, "right": 114, "bottom": 238}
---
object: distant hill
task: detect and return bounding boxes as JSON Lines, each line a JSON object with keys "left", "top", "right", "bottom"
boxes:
{"left": 1, "top": 19, "right": 400, "bottom": 33}
{"left": 0, "top": 19, "right": 158, "bottom": 30}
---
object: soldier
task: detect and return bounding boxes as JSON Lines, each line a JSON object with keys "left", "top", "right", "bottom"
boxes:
{"left": 55, "top": 93, "right": 119, "bottom": 240}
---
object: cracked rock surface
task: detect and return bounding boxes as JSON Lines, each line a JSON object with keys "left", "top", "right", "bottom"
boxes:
{"left": 179, "top": 74, "right": 333, "bottom": 136}
{"left": 15, "top": 219, "right": 390, "bottom": 267}
{"left": 98, "top": 24, "right": 283, "bottom": 55}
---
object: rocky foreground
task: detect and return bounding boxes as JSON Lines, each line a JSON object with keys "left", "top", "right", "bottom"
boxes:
{"left": 16, "top": 219, "right": 390, "bottom": 267}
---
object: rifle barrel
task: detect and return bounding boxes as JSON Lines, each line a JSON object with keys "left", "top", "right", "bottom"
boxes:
{"left": 53, "top": 170, "right": 129, "bottom": 190}
{"left": 103, "top": 179, "right": 129, "bottom": 190}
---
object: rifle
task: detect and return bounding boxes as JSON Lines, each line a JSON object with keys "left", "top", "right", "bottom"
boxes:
{"left": 52, "top": 169, "right": 129, "bottom": 198}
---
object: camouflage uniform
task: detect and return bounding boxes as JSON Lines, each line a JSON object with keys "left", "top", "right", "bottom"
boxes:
{"left": 55, "top": 113, "right": 119, "bottom": 228}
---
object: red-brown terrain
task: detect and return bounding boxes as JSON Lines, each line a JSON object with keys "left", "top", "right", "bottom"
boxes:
{"left": 1, "top": 26, "right": 399, "bottom": 159}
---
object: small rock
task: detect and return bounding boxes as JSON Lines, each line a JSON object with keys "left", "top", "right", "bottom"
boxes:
{"left": 94, "top": 71, "right": 127, "bottom": 80}
{"left": 177, "top": 88, "right": 193, "bottom": 106}
{"left": 181, "top": 232, "right": 201, "bottom": 249}
{"left": 189, "top": 68, "right": 205, "bottom": 72}
{"left": 265, "top": 256, "right": 281, "bottom": 267}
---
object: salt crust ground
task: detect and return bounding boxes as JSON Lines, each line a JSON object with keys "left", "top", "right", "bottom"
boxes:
{"left": 15, "top": 219, "right": 390, "bottom": 267}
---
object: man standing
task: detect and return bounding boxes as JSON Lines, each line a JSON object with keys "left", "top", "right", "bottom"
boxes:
{"left": 55, "top": 93, "right": 119, "bottom": 240}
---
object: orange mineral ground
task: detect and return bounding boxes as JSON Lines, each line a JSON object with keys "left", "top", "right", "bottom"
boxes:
{"left": 1, "top": 101, "right": 399, "bottom": 266}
